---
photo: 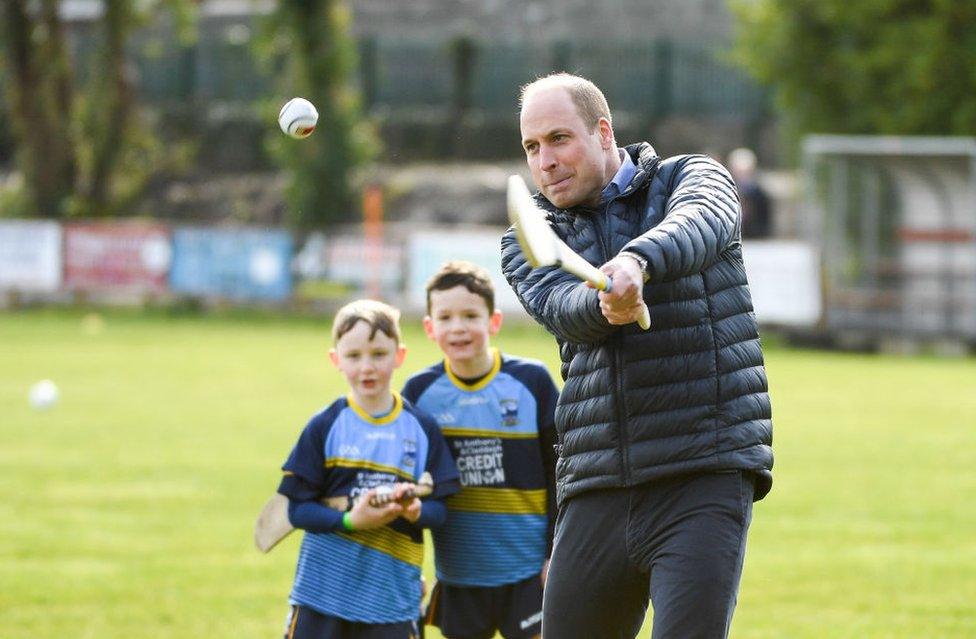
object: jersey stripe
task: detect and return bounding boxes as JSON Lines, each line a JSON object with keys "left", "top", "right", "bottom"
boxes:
{"left": 323, "top": 457, "right": 415, "bottom": 479}
{"left": 432, "top": 511, "right": 546, "bottom": 586}
{"left": 346, "top": 392, "right": 404, "bottom": 424}
{"left": 448, "top": 487, "right": 547, "bottom": 515}
{"left": 440, "top": 427, "right": 538, "bottom": 439}
{"left": 444, "top": 348, "right": 502, "bottom": 391}
{"left": 335, "top": 528, "right": 424, "bottom": 567}
{"left": 291, "top": 532, "right": 422, "bottom": 622}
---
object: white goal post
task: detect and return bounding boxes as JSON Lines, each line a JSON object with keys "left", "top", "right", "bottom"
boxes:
{"left": 802, "top": 135, "right": 976, "bottom": 343}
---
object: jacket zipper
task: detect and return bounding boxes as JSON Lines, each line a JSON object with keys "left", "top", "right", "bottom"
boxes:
{"left": 590, "top": 199, "right": 632, "bottom": 485}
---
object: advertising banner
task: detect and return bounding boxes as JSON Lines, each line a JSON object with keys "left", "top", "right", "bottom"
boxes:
{"left": 169, "top": 227, "right": 292, "bottom": 301}
{"left": 742, "top": 240, "right": 822, "bottom": 327}
{"left": 405, "top": 228, "right": 526, "bottom": 316}
{"left": 0, "top": 220, "right": 62, "bottom": 292}
{"left": 64, "top": 223, "right": 171, "bottom": 293}
{"left": 294, "top": 232, "right": 403, "bottom": 298}
{"left": 327, "top": 236, "right": 403, "bottom": 291}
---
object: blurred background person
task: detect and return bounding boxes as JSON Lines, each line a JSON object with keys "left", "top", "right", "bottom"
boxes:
{"left": 728, "top": 147, "right": 772, "bottom": 239}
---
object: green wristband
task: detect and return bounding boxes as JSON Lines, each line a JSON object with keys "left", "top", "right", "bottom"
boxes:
{"left": 341, "top": 511, "right": 355, "bottom": 531}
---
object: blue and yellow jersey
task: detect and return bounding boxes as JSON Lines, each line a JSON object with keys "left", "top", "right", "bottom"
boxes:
{"left": 277, "top": 393, "right": 459, "bottom": 623}
{"left": 402, "top": 349, "right": 559, "bottom": 587}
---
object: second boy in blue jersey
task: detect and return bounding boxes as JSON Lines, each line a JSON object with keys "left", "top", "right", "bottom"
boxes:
{"left": 402, "top": 261, "right": 559, "bottom": 639}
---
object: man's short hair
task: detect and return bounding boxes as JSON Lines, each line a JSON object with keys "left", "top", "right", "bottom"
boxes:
{"left": 425, "top": 260, "right": 495, "bottom": 315}
{"left": 519, "top": 72, "right": 612, "bottom": 132}
{"left": 332, "top": 299, "right": 402, "bottom": 345}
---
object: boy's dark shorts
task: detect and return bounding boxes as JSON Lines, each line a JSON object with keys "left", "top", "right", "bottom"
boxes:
{"left": 284, "top": 605, "right": 420, "bottom": 639}
{"left": 424, "top": 574, "right": 544, "bottom": 639}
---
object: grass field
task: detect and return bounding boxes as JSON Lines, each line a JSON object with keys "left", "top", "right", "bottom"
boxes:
{"left": 1, "top": 308, "right": 975, "bottom": 638}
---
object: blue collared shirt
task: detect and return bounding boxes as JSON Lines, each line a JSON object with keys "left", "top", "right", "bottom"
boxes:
{"left": 600, "top": 149, "right": 636, "bottom": 203}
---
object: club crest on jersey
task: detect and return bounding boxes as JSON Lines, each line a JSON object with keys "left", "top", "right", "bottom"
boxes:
{"left": 499, "top": 398, "right": 519, "bottom": 426}
{"left": 401, "top": 438, "right": 417, "bottom": 468}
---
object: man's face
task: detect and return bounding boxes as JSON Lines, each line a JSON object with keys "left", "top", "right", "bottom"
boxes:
{"left": 520, "top": 86, "right": 614, "bottom": 209}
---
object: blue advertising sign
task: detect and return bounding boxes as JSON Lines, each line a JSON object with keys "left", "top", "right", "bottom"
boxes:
{"left": 170, "top": 227, "right": 293, "bottom": 301}
{"left": 405, "top": 228, "right": 525, "bottom": 316}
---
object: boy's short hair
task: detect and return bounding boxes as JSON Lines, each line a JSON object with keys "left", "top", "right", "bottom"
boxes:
{"left": 332, "top": 299, "right": 402, "bottom": 345}
{"left": 425, "top": 260, "right": 495, "bottom": 314}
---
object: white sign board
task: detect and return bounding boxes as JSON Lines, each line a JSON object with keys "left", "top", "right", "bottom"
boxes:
{"left": 405, "top": 228, "right": 527, "bottom": 317}
{"left": 742, "top": 240, "right": 822, "bottom": 327}
{"left": 0, "top": 220, "right": 62, "bottom": 292}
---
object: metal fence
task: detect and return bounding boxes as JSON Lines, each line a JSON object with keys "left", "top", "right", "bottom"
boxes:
{"left": 373, "top": 39, "right": 764, "bottom": 119}
{"left": 85, "top": 29, "right": 767, "bottom": 121}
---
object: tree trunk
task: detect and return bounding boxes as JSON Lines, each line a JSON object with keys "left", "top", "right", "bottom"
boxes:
{"left": 1, "top": 0, "right": 77, "bottom": 217}
{"left": 83, "top": 0, "right": 134, "bottom": 214}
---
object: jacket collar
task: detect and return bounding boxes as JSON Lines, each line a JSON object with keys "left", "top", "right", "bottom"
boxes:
{"left": 623, "top": 142, "right": 661, "bottom": 195}
{"left": 533, "top": 141, "right": 661, "bottom": 215}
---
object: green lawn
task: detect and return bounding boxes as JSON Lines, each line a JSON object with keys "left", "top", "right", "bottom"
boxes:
{"left": 1, "top": 309, "right": 974, "bottom": 638}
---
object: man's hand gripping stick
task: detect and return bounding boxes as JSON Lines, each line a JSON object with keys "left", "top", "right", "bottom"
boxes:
{"left": 506, "top": 175, "right": 650, "bottom": 329}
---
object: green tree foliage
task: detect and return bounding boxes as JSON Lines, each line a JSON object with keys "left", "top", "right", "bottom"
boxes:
{"left": 731, "top": 1, "right": 976, "bottom": 141}
{"left": 0, "top": 0, "right": 193, "bottom": 218}
{"left": 260, "top": 0, "right": 378, "bottom": 229}
{"left": 74, "top": 0, "right": 139, "bottom": 217}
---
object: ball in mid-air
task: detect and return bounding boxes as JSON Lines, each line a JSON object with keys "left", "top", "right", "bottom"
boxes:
{"left": 29, "top": 379, "right": 59, "bottom": 410}
{"left": 278, "top": 97, "right": 318, "bottom": 139}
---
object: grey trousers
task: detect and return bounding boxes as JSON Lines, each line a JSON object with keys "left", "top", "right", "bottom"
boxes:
{"left": 542, "top": 471, "right": 755, "bottom": 639}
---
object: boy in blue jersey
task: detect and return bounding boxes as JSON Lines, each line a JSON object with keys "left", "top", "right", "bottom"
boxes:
{"left": 401, "top": 261, "right": 559, "bottom": 639}
{"left": 276, "top": 299, "right": 461, "bottom": 639}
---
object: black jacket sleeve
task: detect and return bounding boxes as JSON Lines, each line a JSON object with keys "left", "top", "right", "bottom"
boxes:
{"left": 620, "top": 155, "right": 741, "bottom": 284}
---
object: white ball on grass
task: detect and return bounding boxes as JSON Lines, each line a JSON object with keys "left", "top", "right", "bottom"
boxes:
{"left": 29, "top": 380, "right": 60, "bottom": 411}
{"left": 278, "top": 97, "right": 318, "bottom": 139}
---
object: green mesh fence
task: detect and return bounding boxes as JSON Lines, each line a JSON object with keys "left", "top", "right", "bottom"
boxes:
{"left": 90, "top": 33, "right": 768, "bottom": 119}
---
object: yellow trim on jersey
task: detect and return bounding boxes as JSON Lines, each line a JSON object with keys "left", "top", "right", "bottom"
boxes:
{"left": 324, "top": 458, "right": 415, "bottom": 481}
{"left": 445, "top": 348, "right": 501, "bottom": 392}
{"left": 346, "top": 392, "right": 403, "bottom": 425}
{"left": 440, "top": 427, "right": 537, "bottom": 440}
{"left": 448, "top": 487, "right": 547, "bottom": 515}
{"left": 336, "top": 527, "right": 424, "bottom": 566}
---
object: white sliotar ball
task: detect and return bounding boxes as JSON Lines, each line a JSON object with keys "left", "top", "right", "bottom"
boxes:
{"left": 29, "top": 379, "right": 59, "bottom": 410}
{"left": 278, "top": 97, "right": 318, "bottom": 139}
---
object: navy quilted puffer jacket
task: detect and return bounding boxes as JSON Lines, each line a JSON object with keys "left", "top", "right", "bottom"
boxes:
{"left": 501, "top": 143, "right": 773, "bottom": 505}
